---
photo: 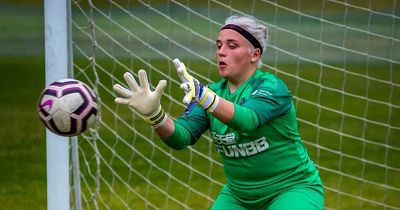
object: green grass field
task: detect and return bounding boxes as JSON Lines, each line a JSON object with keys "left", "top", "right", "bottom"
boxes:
{"left": 0, "top": 57, "right": 46, "bottom": 209}
{"left": 1, "top": 2, "right": 399, "bottom": 210}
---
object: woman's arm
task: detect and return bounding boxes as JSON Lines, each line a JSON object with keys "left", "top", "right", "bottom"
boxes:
{"left": 155, "top": 105, "right": 210, "bottom": 150}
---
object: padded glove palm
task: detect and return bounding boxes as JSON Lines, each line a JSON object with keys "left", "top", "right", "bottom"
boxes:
{"left": 113, "top": 70, "right": 167, "bottom": 128}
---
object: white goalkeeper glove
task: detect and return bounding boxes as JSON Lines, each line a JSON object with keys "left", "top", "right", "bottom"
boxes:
{"left": 113, "top": 70, "right": 168, "bottom": 128}
{"left": 173, "top": 58, "right": 219, "bottom": 112}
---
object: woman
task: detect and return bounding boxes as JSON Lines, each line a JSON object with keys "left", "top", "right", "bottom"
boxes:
{"left": 113, "top": 15, "right": 324, "bottom": 210}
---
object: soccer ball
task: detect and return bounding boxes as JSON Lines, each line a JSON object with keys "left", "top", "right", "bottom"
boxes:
{"left": 38, "top": 79, "right": 98, "bottom": 137}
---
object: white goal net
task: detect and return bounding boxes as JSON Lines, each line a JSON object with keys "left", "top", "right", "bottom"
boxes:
{"left": 69, "top": 0, "right": 400, "bottom": 209}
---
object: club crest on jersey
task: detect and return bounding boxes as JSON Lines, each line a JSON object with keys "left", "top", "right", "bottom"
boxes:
{"left": 239, "top": 98, "right": 246, "bottom": 105}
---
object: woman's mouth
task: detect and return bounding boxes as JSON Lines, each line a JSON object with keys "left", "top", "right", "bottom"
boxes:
{"left": 219, "top": 61, "right": 227, "bottom": 67}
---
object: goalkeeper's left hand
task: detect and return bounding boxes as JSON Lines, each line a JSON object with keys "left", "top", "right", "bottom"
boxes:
{"left": 113, "top": 70, "right": 168, "bottom": 128}
{"left": 173, "top": 58, "right": 219, "bottom": 112}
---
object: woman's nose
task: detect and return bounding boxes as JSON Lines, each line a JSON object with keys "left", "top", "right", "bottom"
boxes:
{"left": 217, "top": 46, "right": 227, "bottom": 56}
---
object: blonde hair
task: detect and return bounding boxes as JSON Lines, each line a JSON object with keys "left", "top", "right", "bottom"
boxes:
{"left": 224, "top": 15, "right": 268, "bottom": 67}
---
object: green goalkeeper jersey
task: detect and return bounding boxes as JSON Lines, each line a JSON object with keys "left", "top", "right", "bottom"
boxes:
{"left": 163, "top": 69, "right": 322, "bottom": 202}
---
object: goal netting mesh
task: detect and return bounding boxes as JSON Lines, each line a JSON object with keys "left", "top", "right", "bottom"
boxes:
{"left": 69, "top": 0, "right": 400, "bottom": 209}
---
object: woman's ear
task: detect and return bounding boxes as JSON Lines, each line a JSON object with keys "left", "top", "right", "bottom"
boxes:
{"left": 250, "top": 48, "right": 261, "bottom": 63}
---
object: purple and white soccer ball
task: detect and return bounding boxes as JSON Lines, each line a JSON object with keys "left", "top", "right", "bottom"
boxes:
{"left": 38, "top": 79, "right": 98, "bottom": 137}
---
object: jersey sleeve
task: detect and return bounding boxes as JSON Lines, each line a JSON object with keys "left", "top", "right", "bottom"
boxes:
{"left": 162, "top": 105, "right": 209, "bottom": 150}
{"left": 227, "top": 75, "right": 293, "bottom": 132}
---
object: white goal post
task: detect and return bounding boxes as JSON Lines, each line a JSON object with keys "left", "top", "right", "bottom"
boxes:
{"left": 44, "top": 0, "right": 71, "bottom": 209}
{"left": 46, "top": 0, "right": 400, "bottom": 210}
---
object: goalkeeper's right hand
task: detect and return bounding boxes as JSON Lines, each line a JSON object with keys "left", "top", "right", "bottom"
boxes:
{"left": 113, "top": 70, "right": 168, "bottom": 128}
{"left": 173, "top": 58, "right": 219, "bottom": 112}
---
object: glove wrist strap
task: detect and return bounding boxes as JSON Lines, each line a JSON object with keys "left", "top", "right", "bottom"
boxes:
{"left": 198, "top": 88, "right": 219, "bottom": 112}
{"left": 144, "top": 106, "right": 167, "bottom": 128}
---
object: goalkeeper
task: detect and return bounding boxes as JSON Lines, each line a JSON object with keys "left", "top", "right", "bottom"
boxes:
{"left": 113, "top": 15, "right": 324, "bottom": 210}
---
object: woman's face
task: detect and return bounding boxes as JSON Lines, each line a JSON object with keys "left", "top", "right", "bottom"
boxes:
{"left": 215, "top": 29, "right": 257, "bottom": 82}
